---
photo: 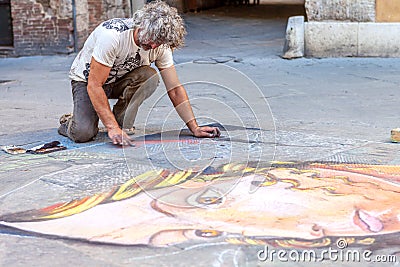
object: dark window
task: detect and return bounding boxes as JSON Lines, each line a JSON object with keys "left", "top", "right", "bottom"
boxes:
{"left": 0, "top": 0, "right": 13, "bottom": 46}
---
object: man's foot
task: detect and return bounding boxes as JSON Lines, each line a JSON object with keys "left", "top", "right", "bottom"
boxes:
{"left": 123, "top": 127, "right": 135, "bottom": 135}
{"left": 58, "top": 113, "right": 72, "bottom": 137}
{"left": 58, "top": 122, "right": 68, "bottom": 137}
{"left": 59, "top": 113, "right": 73, "bottom": 124}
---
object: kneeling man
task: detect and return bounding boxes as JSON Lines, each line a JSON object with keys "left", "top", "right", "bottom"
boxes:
{"left": 59, "top": 0, "right": 220, "bottom": 146}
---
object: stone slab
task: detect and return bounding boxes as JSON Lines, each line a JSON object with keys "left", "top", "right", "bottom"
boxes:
{"left": 358, "top": 23, "right": 400, "bottom": 57}
{"left": 305, "top": 22, "right": 358, "bottom": 57}
{"left": 282, "top": 15, "right": 305, "bottom": 59}
{"left": 305, "top": 22, "right": 400, "bottom": 57}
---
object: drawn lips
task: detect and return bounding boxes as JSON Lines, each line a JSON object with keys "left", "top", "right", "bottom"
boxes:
{"left": 353, "top": 209, "right": 383, "bottom": 233}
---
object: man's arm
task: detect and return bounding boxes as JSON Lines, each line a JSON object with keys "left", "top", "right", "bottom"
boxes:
{"left": 87, "top": 57, "right": 133, "bottom": 145}
{"left": 159, "top": 65, "right": 220, "bottom": 138}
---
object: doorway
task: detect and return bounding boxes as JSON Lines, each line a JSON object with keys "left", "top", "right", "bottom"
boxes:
{"left": 0, "top": 0, "right": 13, "bottom": 46}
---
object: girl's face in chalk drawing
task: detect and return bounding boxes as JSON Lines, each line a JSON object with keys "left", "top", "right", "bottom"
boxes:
{"left": 149, "top": 167, "right": 400, "bottom": 244}
{"left": 4, "top": 165, "right": 400, "bottom": 247}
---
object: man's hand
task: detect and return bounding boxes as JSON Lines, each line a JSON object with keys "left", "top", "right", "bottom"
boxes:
{"left": 108, "top": 127, "right": 134, "bottom": 146}
{"left": 193, "top": 126, "right": 221, "bottom": 138}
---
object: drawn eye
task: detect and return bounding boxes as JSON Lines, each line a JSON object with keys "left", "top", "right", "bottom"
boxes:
{"left": 197, "top": 196, "right": 222, "bottom": 205}
{"left": 186, "top": 188, "right": 225, "bottom": 208}
{"left": 194, "top": 229, "right": 222, "bottom": 238}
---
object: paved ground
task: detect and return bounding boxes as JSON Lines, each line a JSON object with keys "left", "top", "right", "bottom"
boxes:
{"left": 0, "top": 5, "right": 399, "bottom": 267}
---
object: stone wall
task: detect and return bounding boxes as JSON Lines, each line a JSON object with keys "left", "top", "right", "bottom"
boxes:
{"left": 10, "top": 0, "right": 74, "bottom": 56}
{"left": 74, "top": 0, "right": 89, "bottom": 51}
{"left": 305, "top": 0, "right": 375, "bottom": 22}
{"left": 303, "top": 0, "right": 400, "bottom": 57}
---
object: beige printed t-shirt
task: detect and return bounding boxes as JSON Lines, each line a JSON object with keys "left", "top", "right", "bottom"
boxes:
{"left": 69, "top": 18, "right": 174, "bottom": 84}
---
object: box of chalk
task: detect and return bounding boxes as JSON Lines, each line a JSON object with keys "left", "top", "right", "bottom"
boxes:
{"left": 391, "top": 128, "right": 400, "bottom": 143}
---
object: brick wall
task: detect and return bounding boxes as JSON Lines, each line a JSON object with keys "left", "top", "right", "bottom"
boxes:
{"left": 74, "top": 0, "right": 130, "bottom": 50}
{"left": 87, "top": 0, "right": 130, "bottom": 32}
{"left": 10, "top": 0, "right": 74, "bottom": 56}
{"left": 88, "top": 0, "right": 104, "bottom": 32}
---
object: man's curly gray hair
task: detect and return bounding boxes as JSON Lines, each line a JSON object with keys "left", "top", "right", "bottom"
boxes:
{"left": 133, "top": 0, "right": 186, "bottom": 49}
